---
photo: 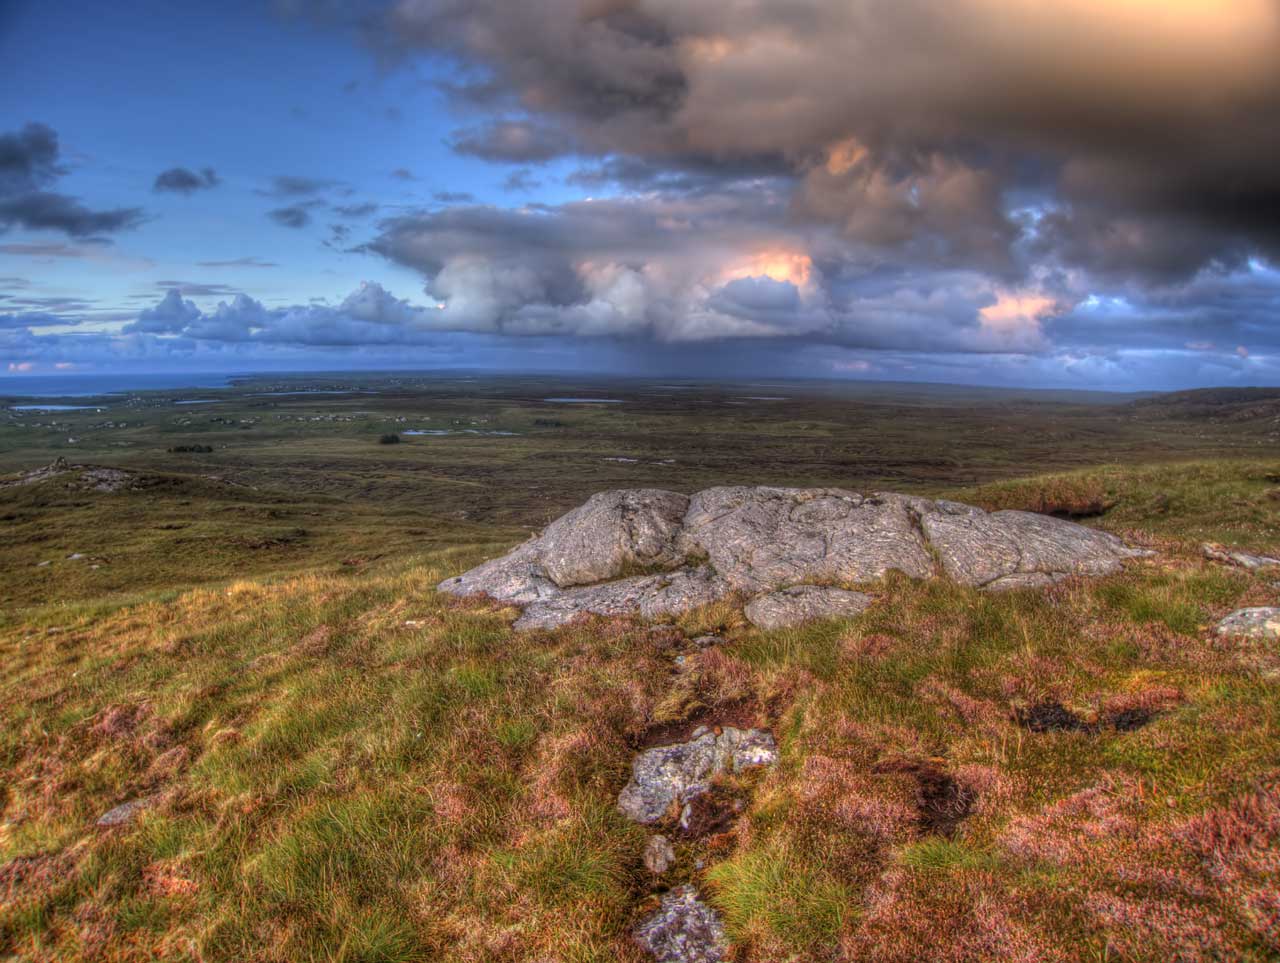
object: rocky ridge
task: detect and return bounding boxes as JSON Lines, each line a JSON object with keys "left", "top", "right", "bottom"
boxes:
{"left": 440, "top": 487, "right": 1150, "bottom": 630}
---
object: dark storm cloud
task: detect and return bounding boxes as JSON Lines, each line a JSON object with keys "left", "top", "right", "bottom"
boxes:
{"left": 0, "top": 123, "right": 143, "bottom": 239}
{"left": 267, "top": 205, "right": 313, "bottom": 228}
{"left": 153, "top": 167, "right": 221, "bottom": 194}
{"left": 334, "top": 0, "right": 1280, "bottom": 285}
{"left": 449, "top": 120, "right": 576, "bottom": 163}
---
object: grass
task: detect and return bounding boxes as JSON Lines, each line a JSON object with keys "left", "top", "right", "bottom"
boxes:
{"left": 2, "top": 377, "right": 1279, "bottom": 961}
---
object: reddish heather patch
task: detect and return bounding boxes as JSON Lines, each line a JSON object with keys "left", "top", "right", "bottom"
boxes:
{"left": 145, "top": 745, "right": 191, "bottom": 782}
{"left": 840, "top": 631, "right": 901, "bottom": 659}
{"left": 142, "top": 860, "right": 199, "bottom": 899}
{"left": 72, "top": 900, "right": 116, "bottom": 958}
{"left": 90, "top": 702, "right": 152, "bottom": 741}
{"left": 292, "top": 624, "right": 333, "bottom": 657}
{"left": 918, "top": 678, "right": 1007, "bottom": 735}
{"left": 0, "top": 847, "right": 83, "bottom": 907}
{"left": 850, "top": 866, "right": 1066, "bottom": 963}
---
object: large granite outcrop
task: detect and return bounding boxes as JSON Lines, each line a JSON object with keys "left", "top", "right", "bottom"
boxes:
{"left": 439, "top": 486, "right": 1150, "bottom": 630}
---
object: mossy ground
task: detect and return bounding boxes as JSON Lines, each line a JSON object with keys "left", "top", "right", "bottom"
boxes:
{"left": 2, "top": 378, "right": 1278, "bottom": 961}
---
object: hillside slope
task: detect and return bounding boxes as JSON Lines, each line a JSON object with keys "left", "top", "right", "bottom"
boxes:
{"left": 2, "top": 460, "right": 1279, "bottom": 962}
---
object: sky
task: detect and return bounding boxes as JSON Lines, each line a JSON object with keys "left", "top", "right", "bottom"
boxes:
{"left": 1, "top": 0, "right": 1278, "bottom": 389}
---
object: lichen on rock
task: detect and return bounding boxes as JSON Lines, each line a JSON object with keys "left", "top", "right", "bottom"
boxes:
{"left": 618, "top": 726, "right": 778, "bottom": 825}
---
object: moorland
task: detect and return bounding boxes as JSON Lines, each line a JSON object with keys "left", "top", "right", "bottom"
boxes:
{"left": 2, "top": 375, "right": 1278, "bottom": 961}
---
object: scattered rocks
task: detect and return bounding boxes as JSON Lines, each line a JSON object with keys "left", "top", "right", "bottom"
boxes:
{"left": 1216, "top": 607, "right": 1280, "bottom": 641}
{"left": 441, "top": 486, "right": 1150, "bottom": 631}
{"left": 644, "top": 834, "right": 676, "bottom": 875}
{"left": 618, "top": 726, "right": 778, "bottom": 825}
{"left": 744, "top": 585, "right": 874, "bottom": 630}
{"left": 635, "top": 885, "right": 728, "bottom": 963}
{"left": 1203, "top": 543, "right": 1280, "bottom": 570}
{"left": 96, "top": 797, "right": 152, "bottom": 828}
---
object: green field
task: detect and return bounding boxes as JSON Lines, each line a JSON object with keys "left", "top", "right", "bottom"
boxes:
{"left": 2, "top": 376, "right": 1278, "bottom": 962}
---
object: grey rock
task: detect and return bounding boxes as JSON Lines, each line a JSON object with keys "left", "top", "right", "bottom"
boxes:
{"left": 439, "top": 486, "right": 1151, "bottom": 630}
{"left": 691, "top": 635, "right": 723, "bottom": 648}
{"left": 679, "top": 487, "right": 934, "bottom": 591}
{"left": 1203, "top": 543, "right": 1280, "bottom": 570}
{"left": 635, "top": 885, "right": 728, "bottom": 963}
{"left": 437, "top": 537, "right": 559, "bottom": 605}
{"left": 919, "top": 501, "right": 1149, "bottom": 588}
{"left": 1215, "top": 607, "right": 1280, "bottom": 640}
{"left": 539, "top": 489, "right": 689, "bottom": 587}
{"left": 744, "top": 584, "right": 874, "bottom": 630}
{"left": 618, "top": 726, "right": 777, "bottom": 824}
{"left": 513, "top": 567, "right": 731, "bottom": 631}
{"left": 644, "top": 834, "right": 676, "bottom": 875}
{"left": 96, "top": 797, "right": 152, "bottom": 827}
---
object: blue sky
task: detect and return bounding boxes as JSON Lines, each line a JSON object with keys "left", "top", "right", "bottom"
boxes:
{"left": 2, "top": 0, "right": 1278, "bottom": 389}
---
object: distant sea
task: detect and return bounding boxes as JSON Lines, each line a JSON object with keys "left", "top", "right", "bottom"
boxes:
{"left": 0, "top": 373, "right": 235, "bottom": 398}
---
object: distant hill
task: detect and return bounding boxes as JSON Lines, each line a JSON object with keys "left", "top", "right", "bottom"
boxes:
{"left": 1130, "top": 386, "right": 1280, "bottom": 422}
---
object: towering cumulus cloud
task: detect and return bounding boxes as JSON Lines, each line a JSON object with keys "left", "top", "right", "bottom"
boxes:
{"left": 283, "top": 0, "right": 1277, "bottom": 375}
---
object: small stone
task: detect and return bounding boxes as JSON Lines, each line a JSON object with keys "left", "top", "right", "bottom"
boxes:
{"left": 1216, "top": 607, "right": 1280, "bottom": 640}
{"left": 67, "top": 553, "right": 86, "bottom": 561}
{"left": 744, "top": 585, "right": 874, "bottom": 630}
{"left": 36, "top": 560, "right": 51, "bottom": 568}
{"left": 618, "top": 727, "right": 777, "bottom": 824}
{"left": 635, "top": 885, "right": 728, "bottom": 963}
{"left": 643, "top": 834, "right": 675, "bottom": 875}
{"left": 691, "top": 635, "right": 722, "bottom": 648}
{"left": 96, "top": 797, "right": 152, "bottom": 828}
{"left": 1203, "top": 543, "right": 1280, "bottom": 570}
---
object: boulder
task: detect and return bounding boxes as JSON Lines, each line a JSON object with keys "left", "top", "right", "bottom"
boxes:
{"left": 440, "top": 486, "right": 1151, "bottom": 631}
{"left": 744, "top": 585, "right": 874, "bottom": 630}
{"left": 618, "top": 726, "right": 777, "bottom": 825}
{"left": 1215, "top": 607, "right": 1280, "bottom": 640}
{"left": 635, "top": 885, "right": 728, "bottom": 963}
